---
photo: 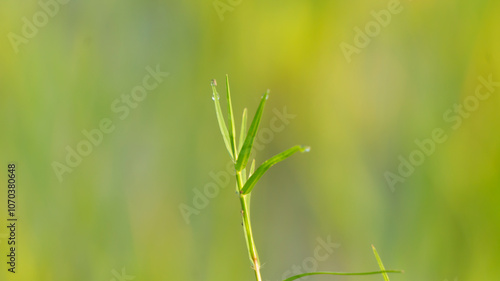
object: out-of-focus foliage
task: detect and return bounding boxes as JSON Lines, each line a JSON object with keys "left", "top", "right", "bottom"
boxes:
{"left": 0, "top": 1, "right": 499, "bottom": 280}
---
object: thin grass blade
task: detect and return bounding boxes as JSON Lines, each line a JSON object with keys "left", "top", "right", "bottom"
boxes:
{"left": 246, "top": 193, "right": 252, "bottom": 219}
{"left": 372, "top": 245, "right": 390, "bottom": 281}
{"left": 241, "top": 145, "right": 310, "bottom": 195}
{"left": 238, "top": 108, "right": 248, "bottom": 152}
{"left": 240, "top": 217, "right": 253, "bottom": 265}
{"left": 248, "top": 159, "right": 256, "bottom": 176}
{"left": 241, "top": 168, "right": 247, "bottom": 185}
{"left": 225, "top": 75, "right": 237, "bottom": 157}
{"left": 245, "top": 159, "right": 255, "bottom": 216}
{"left": 282, "top": 270, "right": 403, "bottom": 281}
{"left": 235, "top": 91, "right": 269, "bottom": 171}
{"left": 211, "top": 80, "right": 234, "bottom": 160}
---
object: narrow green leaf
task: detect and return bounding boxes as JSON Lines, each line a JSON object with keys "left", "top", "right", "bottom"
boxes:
{"left": 225, "top": 75, "right": 237, "bottom": 158}
{"left": 246, "top": 193, "right": 252, "bottom": 219}
{"left": 241, "top": 145, "right": 310, "bottom": 195}
{"left": 235, "top": 91, "right": 269, "bottom": 171}
{"left": 211, "top": 80, "right": 234, "bottom": 160}
{"left": 238, "top": 108, "right": 248, "bottom": 152}
{"left": 245, "top": 159, "right": 255, "bottom": 217}
{"left": 241, "top": 168, "right": 247, "bottom": 185}
{"left": 239, "top": 158, "right": 253, "bottom": 189}
{"left": 240, "top": 216, "right": 252, "bottom": 265}
{"left": 372, "top": 245, "right": 390, "bottom": 281}
{"left": 248, "top": 159, "right": 256, "bottom": 176}
{"left": 282, "top": 270, "right": 403, "bottom": 281}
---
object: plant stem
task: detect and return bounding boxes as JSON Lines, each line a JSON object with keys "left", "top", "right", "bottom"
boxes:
{"left": 236, "top": 171, "right": 262, "bottom": 281}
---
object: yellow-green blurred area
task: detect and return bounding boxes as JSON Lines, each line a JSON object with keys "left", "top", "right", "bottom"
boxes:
{"left": 1, "top": 0, "right": 500, "bottom": 280}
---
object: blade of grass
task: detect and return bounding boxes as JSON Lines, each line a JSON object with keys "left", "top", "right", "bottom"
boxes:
{"left": 282, "top": 270, "right": 403, "bottom": 281}
{"left": 246, "top": 159, "right": 255, "bottom": 217}
{"left": 225, "top": 75, "right": 237, "bottom": 158}
{"left": 240, "top": 167, "right": 247, "bottom": 188}
{"left": 248, "top": 159, "right": 256, "bottom": 176}
{"left": 235, "top": 91, "right": 269, "bottom": 171}
{"left": 239, "top": 108, "right": 248, "bottom": 152}
{"left": 241, "top": 145, "right": 310, "bottom": 195}
{"left": 372, "top": 245, "right": 390, "bottom": 281}
{"left": 240, "top": 209, "right": 253, "bottom": 265}
{"left": 211, "top": 80, "right": 234, "bottom": 160}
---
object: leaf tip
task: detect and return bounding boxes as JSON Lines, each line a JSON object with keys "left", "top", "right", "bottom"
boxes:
{"left": 211, "top": 82, "right": 220, "bottom": 101}
{"left": 300, "top": 146, "right": 311, "bottom": 152}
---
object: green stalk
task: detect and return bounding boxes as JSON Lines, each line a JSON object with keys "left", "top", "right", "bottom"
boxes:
{"left": 236, "top": 170, "right": 262, "bottom": 281}
{"left": 210, "top": 77, "right": 402, "bottom": 281}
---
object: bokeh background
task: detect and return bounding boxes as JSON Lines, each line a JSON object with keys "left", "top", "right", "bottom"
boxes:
{"left": 1, "top": 0, "right": 499, "bottom": 280}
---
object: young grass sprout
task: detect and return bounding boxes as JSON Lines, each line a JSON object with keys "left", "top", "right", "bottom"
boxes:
{"left": 211, "top": 76, "right": 403, "bottom": 281}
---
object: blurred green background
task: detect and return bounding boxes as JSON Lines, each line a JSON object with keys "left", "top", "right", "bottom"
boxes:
{"left": 1, "top": 0, "right": 499, "bottom": 280}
